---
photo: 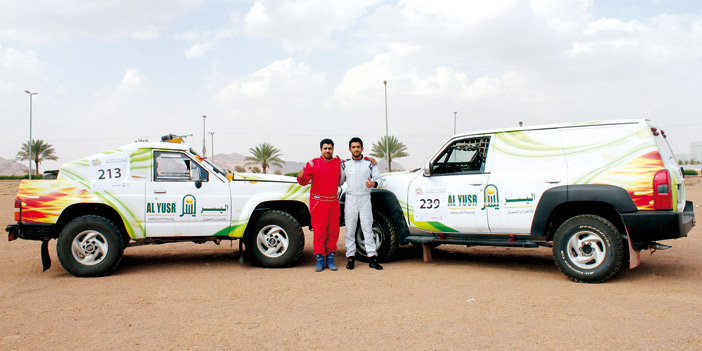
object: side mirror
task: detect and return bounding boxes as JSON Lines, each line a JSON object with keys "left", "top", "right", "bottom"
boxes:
{"left": 195, "top": 180, "right": 202, "bottom": 189}
{"left": 423, "top": 163, "right": 431, "bottom": 177}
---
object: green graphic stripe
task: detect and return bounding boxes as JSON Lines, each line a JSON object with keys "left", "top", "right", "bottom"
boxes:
{"left": 60, "top": 160, "right": 145, "bottom": 239}
{"left": 281, "top": 184, "right": 309, "bottom": 200}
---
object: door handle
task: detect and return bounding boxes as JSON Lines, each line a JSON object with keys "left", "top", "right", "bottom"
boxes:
{"left": 153, "top": 189, "right": 167, "bottom": 194}
{"left": 544, "top": 179, "right": 561, "bottom": 184}
{"left": 469, "top": 182, "right": 483, "bottom": 186}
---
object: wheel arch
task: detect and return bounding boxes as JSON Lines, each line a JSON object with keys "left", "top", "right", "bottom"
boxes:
{"left": 370, "top": 189, "right": 410, "bottom": 243}
{"left": 245, "top": 200, "right": 310, "bottom": 237}
{"left": 54, "top": 203, "right": 130, "bottom": 244}
{"left": 532, "top": 185, "right": 635, "bottom": 241}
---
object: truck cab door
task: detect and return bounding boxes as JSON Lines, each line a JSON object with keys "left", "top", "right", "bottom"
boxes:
{"left": 145, "top": 151, "right": 231, "bottom": 237}
{"left": 407, "top": 136, "right": 491, "bottom": 234}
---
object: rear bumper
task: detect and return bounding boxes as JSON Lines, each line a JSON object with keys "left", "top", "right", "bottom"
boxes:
{"left": 620, "top": 201, "right": 695, "bottom": 243}
{"left": 6, "top": 223, "right": 54, "bottom": 241}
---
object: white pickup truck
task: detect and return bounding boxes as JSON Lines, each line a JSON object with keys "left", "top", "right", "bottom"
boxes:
{"left": 6, "top": 136, "right": 311, "bottom": 277}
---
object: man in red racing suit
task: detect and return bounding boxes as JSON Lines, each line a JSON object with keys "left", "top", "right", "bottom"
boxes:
{"left": 297, "top": 138, "right": 341, "bottom": 272}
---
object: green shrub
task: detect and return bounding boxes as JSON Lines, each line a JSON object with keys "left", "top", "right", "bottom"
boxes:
{"left": 683, "top": 169, "right": 699, "bottom": 176}
{"left": 285, "top": 172, "right": 299, "bottom": 177}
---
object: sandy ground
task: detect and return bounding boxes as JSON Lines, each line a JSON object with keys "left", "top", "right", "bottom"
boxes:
{"left": 1, "top": 179, "right": 701, "bottom": 350}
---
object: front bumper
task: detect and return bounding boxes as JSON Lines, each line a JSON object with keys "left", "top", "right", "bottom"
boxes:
{"left": 6, "top": 223, "right": 54, "bottom": 241}
{"left": 620, "top": 201, "right": 695, "bottom": 243}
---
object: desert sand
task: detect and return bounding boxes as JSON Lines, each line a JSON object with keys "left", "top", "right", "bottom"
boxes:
{"left": 1, "top": 179, "right": 700, "bottom": 350}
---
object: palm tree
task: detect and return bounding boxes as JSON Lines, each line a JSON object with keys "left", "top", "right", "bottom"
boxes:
{"left": 370, "top": 136, "right": 408, "bottom": 172}
{"left": 16, "top": 139, "right": 59, "bottom": 176}
{"left": 244, "top": 142, "right": 285, "bottom": 174}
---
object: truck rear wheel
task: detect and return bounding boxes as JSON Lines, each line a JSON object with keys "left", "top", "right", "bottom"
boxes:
{"left": 353, "top": 209, "right": 398, "bottom": 262}
{"left": 553, "top": 214, "right": 624, "bottom": 283}
{"left": 246, "top": 210, "right": 304, "bottom": 268}
{"left": 56, "top": 215, "right": 125, "bottom": 277}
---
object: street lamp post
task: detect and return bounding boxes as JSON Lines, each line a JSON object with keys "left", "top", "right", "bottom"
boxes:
{"left": 25, "top": 90, "right": 37, "bottom": 179}
{"left": 383, "top": 80, "right": 389, "bottom": 171}
{"left": 209, "top": 132, "right": 215, "bottom": 162}
{"left": 453, "top": 111, "right": 457, "bottom": 135}
{"left": 202, "top": 115, "right": 207, "bottom": 156}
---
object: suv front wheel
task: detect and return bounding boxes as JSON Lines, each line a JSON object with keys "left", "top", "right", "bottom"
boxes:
{"left": 552, "top": 214, "right": 624, "bottom": 283}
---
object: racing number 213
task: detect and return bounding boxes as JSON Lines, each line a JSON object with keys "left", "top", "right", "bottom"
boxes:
{"left": 419, "top": 198, "right": 440, "bottom": 209}
{"left": 98, "top": 168, "right": 122, "bottom": 180}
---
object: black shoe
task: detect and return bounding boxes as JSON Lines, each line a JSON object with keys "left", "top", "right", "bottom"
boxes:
{"left": 346, "top": 256, "right": 355, "bottom": 270}
{"left": 369, "top": 257, "right": 383, "bottom": 270}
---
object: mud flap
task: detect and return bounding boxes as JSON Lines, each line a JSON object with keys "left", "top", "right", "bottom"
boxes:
{"left": 40, "top": 240, "right": 51, "bottom": 271}
{"left": 624, "top": 226, "right": 641, "bottom": 269}
{"left": 238, "top": 239, "right": 245, "bottom": 264}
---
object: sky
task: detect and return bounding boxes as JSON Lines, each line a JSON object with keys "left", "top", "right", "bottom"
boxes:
{"left": 1, "top": 0, "right": 701, "bottom": 173}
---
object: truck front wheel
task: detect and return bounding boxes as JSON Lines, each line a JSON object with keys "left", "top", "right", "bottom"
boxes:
{"left": 56, "top": 215, "right": 125, "bottom": 277}
{"left": 247, "top": 210, "right": 304, "bottom": 268}
{"left": 552, "top": 214, "right": 624, "bottom": 283}
{"left": 353, "top": 209, "right": 398, "bottom": 262}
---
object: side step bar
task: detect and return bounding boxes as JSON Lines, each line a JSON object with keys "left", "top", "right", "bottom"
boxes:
{"left": 404, "top": 235, "right": 539, "bottom": 248}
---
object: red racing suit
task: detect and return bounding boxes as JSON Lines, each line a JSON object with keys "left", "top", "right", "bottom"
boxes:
{"left": 297, "top": 156, "right": 341, "bottom": 256}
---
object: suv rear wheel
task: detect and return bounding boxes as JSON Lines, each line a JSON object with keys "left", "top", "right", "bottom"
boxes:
{"left": 553, "top": 214, "right": 624, "bottom": 283}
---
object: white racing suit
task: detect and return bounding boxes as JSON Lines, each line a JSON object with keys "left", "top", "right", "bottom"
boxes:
{"left": 340, "top": 157, "right": 383, "bottom": 258}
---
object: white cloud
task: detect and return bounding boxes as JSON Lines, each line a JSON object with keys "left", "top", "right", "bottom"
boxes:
{"left": 530, "top": 0, "right": 592, "bottom": 32}
{"left": 184, "top": 42, "right": 214, "bottom": 58}
{"left": 0, "top": 46, "right": 45, "bottom": 93}
{"left": 217, "top": 58, "right": 326, "bottom": 101}
{"left": 0, "top": 1, "right": 202, "bottom": 41}
{"left": 584, "top": 18, "right": 646, "bottom": 34}
{"left": 398, "top": 0, "right": 519, "bottom": 26}
{"left": 118, "top": 69, "right": 150, "bottom": 93}
{"left": 243, "top": 0, "right": 381, "bottom": 51}
{"left": 132, "top": 27, "right": 161, "bottom": 40}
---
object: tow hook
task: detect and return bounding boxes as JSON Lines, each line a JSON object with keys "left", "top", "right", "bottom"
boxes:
{"left": 647, "top": 242, "right": 672, "bottom": 255}
{"left": 649, "top": 242, "right": 672, "bottom": 251}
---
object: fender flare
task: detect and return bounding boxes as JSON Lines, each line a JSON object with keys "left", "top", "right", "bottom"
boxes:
{"left": 530, "top": 184, "right": 637, "bottom": 238}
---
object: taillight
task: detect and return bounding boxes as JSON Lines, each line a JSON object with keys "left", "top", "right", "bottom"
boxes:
{"left": 653, "top": 169, "right": 672, "bottom": 210}
{"left": 650, "top": 127, "right": 660, "bottom": 136}
{"left": 14, "top": 198, "right": 21, "bottom": 222}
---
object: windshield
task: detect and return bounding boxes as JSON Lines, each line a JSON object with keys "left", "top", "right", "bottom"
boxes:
{"left": 203, "top": 159, "right": 228, "bottom": 177}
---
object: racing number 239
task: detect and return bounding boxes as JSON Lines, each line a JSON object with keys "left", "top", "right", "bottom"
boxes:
{"left": 419, "top": 198, "right": 440, "bottom": 209}
{"left": 97, "top": 168, "right": 122, "bottom": 180}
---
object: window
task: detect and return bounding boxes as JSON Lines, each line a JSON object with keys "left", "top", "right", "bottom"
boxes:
{"left": 154, "top": 151, "right": 209, "bottom": 182}
{"left": 432, "top": 137, "right": 490, "bottom": 175}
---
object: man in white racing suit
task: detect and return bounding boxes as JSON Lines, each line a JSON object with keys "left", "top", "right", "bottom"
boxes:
{"left": 340, "top": 137, "right": 384, "bottom": 270}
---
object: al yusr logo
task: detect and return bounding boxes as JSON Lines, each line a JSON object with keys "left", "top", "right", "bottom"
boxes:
{"left": 180, "top": 194, "right": 197, "bottom": 217}
{"left": 481, "top": 184, "right": 500, "bottom": 210}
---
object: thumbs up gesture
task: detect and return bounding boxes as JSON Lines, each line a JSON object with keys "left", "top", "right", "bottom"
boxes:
{"left": 365, "top": 176, "right": 375, "bottom": 188}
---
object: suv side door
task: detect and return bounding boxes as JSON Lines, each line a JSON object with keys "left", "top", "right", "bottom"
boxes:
{"left": 145, "top": 151, "right": 232, "bottom": 237}
{"left": 485, "top": 129, "right": 566, "bottom": 234}
{"left": 407, "top": 136, "right": 491, "bottom": 233}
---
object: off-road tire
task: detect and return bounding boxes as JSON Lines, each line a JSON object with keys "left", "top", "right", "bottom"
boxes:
{"left": 353, "top": 209, "right": 398, "bottom": 262}
{"left": 56, "top": 215, "right": 125, "bottom": 277}
{"left": 246, "top": 210, "right": 304, "bottom": 268}
{"left": 553, "top": 214, "right": 624, "bottom": 283}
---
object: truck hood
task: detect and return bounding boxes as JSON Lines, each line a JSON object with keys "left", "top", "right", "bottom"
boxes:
{"left": 231, "top": 173, "right": 298, "bottom": 183}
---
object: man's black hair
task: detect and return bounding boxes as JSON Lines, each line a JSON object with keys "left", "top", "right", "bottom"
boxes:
{"left": 320, "top": 138, "right": 334, "bottom": 148}
{"left": 349, "top": 137, "right": 363, "bottom": 147}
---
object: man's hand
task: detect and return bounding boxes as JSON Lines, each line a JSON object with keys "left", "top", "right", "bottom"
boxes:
{"left": 365, "top": 177, "right": 375, "bottom": 188}
{"left": 365, "top": 156, "right": 378, "bottom": 166}
{"left": 297, "top": 170, "right": 304, "bottom": 178}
